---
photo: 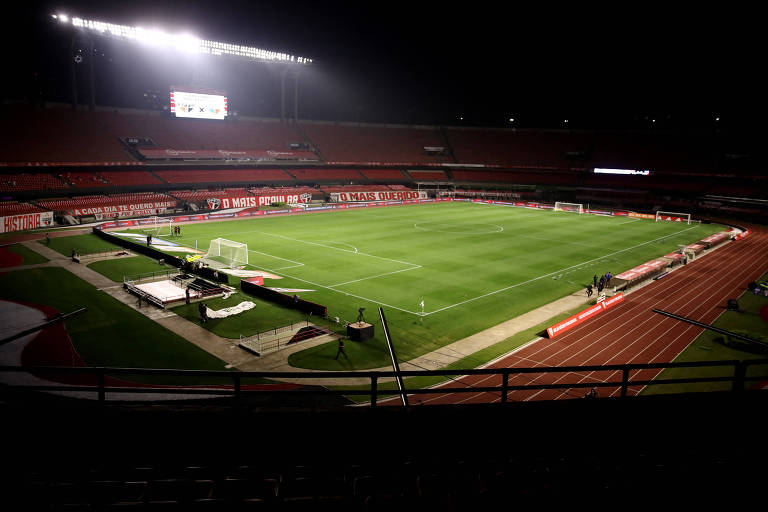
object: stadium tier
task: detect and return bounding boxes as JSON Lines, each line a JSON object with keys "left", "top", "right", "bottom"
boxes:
{"left": 0, "top": 173, "right": 69, "bottom": 193}
{"left": 154, "top": 168, "right": 295, "bottom": 184}
{"left": 446, "top": 128, "right": 592, "bottom": 168}
{"left": 591, "top": 132, "right": 718, "bottom": 174}
{"left": 0, "top": 201, "right": 47, "bottom": 216}
{"left": 99, "top": 171, "right": 164, "bottom": 186}
{"left": 287, "top": 168, "right": 365, "bottom": 181}
{"left": 407, "top": 170, "right": 448, "bottom": 181}
{"left": 299, "top": 123, "right": 453, "bottom": 164}
{"left": 37, "top": 192, "right": 175, "bottom": 212}
{"left": 319, "top": 185, "right": 394, "bottom": 193}
{"left": 171, "top": 188, "right": 252, "bottom": 201}
{"left": 0, "top": 106, "right": 131, "bottom": 162}
{"left": 359, "top": 169, "right": 408, "bottom": 180}
{"left": 248, "top": 185, "right": 316, "bottom": 196}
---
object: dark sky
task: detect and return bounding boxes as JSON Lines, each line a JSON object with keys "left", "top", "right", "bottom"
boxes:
{"left": 7, "top": 1, "right": 764, "bottom": 129}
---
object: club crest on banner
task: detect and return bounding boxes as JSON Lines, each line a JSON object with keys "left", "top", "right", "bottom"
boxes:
{"left": 300, "top": 193, "right": 312, "bottom": 203}
{"left": 207, "top": 198, "right": 221, "bottom": 210}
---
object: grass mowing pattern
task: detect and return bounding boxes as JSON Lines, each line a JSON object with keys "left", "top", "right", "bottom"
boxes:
{"left": 41, "top": 233, "right": 121, "bottom": 257}
{"left": 132, "top": 202, "right": 724, "bottom": 370}
{"left": 87, "top": 255, "right": 172, "bottom": 282}
{"left": 642, "top": 273, "right": 768, "bottom": 395}
{"left": 0, "top": 267, "right": 233, "bottom": 384}
{"left": 9, "top": 244, "right": 49, "bottom": 264}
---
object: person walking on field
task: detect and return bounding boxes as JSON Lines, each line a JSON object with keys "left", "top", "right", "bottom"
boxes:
{"left": 335, "top": 337, "right": 348, "bottom": 359}
{"left": 586, "top": 284, "right": 593, "bottom": 298}
{"left": 593, "top": 274, "right": 598, "bottom": 288}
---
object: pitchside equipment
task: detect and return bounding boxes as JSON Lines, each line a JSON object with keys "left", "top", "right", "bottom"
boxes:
{"left": 203, "top": 238, "right": 249, "bottom": 268}
{"left": 553, "top": 202, "right": 584, "bottom": 214}
{"left": 142, "top": 216, "right": 172, "bottom": 236}
{"left": 655, "top": 211, "right": 691, "bottom": 225}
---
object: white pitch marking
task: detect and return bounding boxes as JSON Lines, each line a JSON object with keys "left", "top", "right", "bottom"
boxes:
{"left": 329, "top": 265, "right": 422, "bottom": 287}
{"left": 422, "top": 225, "right": 699, "bottom": 317}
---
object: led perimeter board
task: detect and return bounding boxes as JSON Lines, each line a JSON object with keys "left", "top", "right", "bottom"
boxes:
{"left": 170, "top": 90, "right": 228, "bottom": 120}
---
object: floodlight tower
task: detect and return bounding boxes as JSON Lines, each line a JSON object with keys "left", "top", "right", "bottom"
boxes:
{"left": 51, "top": 12, "right": 313, "bottom": 120}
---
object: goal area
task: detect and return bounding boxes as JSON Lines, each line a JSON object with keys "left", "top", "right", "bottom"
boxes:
{"left": 141, "top": 216, "right": 172, "bottom": 236}
{"left": 203, "top": 238, "right": 249, "bottom": 268}
{"left": 655, "top": 211, "right": 692, "bottom": 225}
{"left": 553, "top": 202, "right": 584, "bottom": 214}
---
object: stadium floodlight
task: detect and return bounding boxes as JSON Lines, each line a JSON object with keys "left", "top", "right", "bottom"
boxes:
{"left": 56, "top": 14, "right": 312, "bottom": 64}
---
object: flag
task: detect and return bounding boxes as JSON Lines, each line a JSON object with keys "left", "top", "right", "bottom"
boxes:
{"left": 420, "top": 300, "right": 424, "bottom": 308}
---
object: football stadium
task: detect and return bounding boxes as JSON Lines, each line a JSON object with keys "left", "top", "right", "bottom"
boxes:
{"left": 2, "top": 4, "right": 767, "bottom": 506}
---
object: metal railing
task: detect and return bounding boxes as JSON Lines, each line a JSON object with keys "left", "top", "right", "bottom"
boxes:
{"left": 1, "top": 359, "right": 766, "bottom": 407}
{"left": 239, "top": 323, "right": 328, "bottom": 355}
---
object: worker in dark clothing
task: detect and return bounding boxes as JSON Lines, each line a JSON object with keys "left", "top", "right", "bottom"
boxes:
{"left": 593, "top": 274, "right": 598, "bottom": 288}
{"left": 185, "top": 287, "right": 191, "bottom": 305}
{"left": 335, "top": 337, "right": 348, "bottom": 359}
{"left": 198, "top": 302, "right": 208, "bottom": 323}
{"left": 586, "top": 284, "right": 593, "bottom": 298}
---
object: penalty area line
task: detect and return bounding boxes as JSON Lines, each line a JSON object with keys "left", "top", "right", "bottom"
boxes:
{"left": 328, "top": 265, "right": 422, "bottom": 287}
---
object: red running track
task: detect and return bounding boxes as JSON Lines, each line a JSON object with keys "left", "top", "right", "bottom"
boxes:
{"left": 382, "top": 226, "right": 768, "bottom": 406}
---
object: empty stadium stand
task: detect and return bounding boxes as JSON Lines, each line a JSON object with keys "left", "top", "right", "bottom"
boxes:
{"left": 0, "top": 173, "right": 69, "bottom": 193}
{"left": 359, "top": 169, "right": 409, "bottom": 181}
{"left": 0, "top": 105, "right": 765, "bottom": 223}
{"left": 299, "top": 123, "right": 453, "bottom": 164}
{"left": 446, "top": 128, "right": 592, "bottom": 169}
{"left": 37, "top": 192, "right": 175, "bottom": 213}
{"left": 154, "top": 168, "right": 295, "bottom": 184}
{"left": 0, "top": 201, "right": 47, "bottom": 217}
{"left": 287, "top": 168, "right": 365, "bottom": 181}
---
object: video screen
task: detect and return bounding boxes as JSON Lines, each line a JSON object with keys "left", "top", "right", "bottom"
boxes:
{"left": 593, "top": 168, "right": 650, "bottom": 176}
{"left": 170, "top": 91, "right": 228, "bottom": 120}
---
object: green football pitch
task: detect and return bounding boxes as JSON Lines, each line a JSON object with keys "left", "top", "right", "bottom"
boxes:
{"left": 148, "top": 201, "right": 724, "bottom": 370}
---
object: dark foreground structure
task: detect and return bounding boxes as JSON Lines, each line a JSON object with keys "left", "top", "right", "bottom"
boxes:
{"left": 4, "top": 389, "right": 766, "bottom": 507}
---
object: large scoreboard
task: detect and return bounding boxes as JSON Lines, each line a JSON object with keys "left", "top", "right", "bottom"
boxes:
{"left": 170, "top": 90, "right": 228, "bottom": 120}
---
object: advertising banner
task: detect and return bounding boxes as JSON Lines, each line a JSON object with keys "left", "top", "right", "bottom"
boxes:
{"left": 546, "top": 293, "right": 624, "bottom": 338}
{"left": 330, "top": 190, "right": 428, "bottom": 202}
{"left": 1, "top": 211, "right": 54, "bottom": 233}
{"left": 68, "top": 200, "right": 177, "bottom": 217}
{"left": 206, "top": 194, "right": 312, "bottom": 210}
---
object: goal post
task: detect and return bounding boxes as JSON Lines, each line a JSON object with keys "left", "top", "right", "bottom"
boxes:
{"left": 141, "top": 216, "right": 172, "bottom": 236}
{"left": 655, "top": 211, "right": 691, "bottom": 225}
{"left": 553, "top": 202, "right": 584, "bottom": 214}
{"left": 204, "top": 238, "right": 249, "bottom": 268}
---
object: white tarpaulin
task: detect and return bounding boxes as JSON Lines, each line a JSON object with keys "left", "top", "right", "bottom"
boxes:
{"left": 205, "top": 301, "right": 256, "bottom": 319}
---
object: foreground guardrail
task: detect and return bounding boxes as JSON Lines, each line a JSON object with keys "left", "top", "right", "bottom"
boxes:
{"left": 1, "top": 359, "right": 766, "bottom": 407}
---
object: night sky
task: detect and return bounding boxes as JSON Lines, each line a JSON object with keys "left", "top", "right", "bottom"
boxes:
{"left": 5, "top": 1, "right": 764, "bottom": 130}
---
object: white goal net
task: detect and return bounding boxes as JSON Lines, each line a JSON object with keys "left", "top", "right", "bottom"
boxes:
{"left": 553, "top": 202, "right": 584, "bottom": 214}
{"left": 655, "top": 211, "right": 691, "bottom": 225}
{"left": 142, "top": 216, "right": 172, "bottom": 236}
{"left": 203, "top": 238, "right": 249, "bottom": 268}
